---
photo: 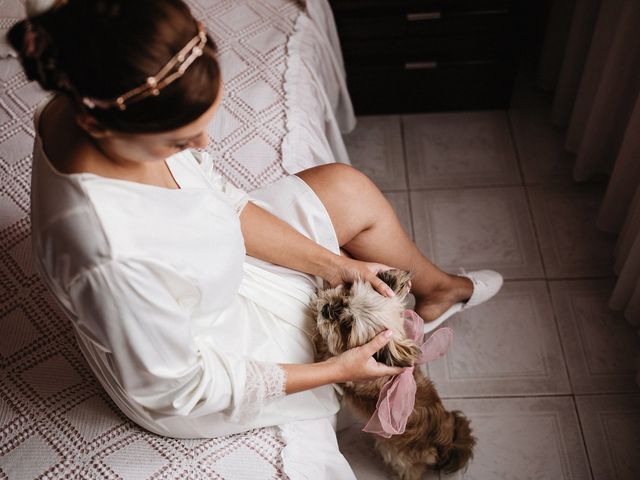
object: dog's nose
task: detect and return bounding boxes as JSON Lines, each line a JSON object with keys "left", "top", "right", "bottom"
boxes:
{"left": 321, "top": 303, "right": 331, "bottom": 319}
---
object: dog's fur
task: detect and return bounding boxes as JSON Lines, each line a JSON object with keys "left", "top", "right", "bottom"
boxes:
{"left": 310, "top": 270, "right": 476, "bottom": 480}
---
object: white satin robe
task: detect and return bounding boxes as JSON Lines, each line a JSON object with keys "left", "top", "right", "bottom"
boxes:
{"left": 30, "top": 96, "right": 356, "bottom": 479}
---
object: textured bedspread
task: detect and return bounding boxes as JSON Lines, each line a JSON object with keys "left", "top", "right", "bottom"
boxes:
{"left": 0, "top": 0, "right": 354, "bottom": 477}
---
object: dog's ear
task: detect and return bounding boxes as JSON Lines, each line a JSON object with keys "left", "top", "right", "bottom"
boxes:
{"left": 377, "top": 269, "right": 413, "bottom": 298}
{"left": 374, "top": 336, "right": 421, "bottom": 367}
{"left": 373, "top": 344, "right": 394, "bottom": 366}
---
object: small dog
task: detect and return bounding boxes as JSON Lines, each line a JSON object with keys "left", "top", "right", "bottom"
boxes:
{"left": 310, "top": 269, "right": 476, "bottom": 480}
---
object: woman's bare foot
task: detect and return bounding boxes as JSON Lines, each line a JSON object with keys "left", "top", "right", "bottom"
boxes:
{"left": 414, "top": 274, "right": 474, "bottom": 324}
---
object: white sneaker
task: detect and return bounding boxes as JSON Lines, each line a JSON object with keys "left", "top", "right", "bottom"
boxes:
{"left": 423, "top": 269, "right": 504, "bottom": 334}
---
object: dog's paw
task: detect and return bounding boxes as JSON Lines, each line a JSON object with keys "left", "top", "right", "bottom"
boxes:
{"left": 377, "top": 269, "right": 413, "bottom": 298}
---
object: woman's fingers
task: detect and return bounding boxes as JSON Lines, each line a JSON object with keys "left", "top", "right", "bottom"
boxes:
{"left": 368, "top": 272, "right": 395, "bottom": 298}
{"left": 364, "top": 330, "right": 394, "bottom": 356}
{"left": 332, "top": 258, "right": 397, "bottom": 297}
{"left": 362, "top": 263, "right": 395, "bottom": 297}
{"left": 379, "top": 364, "right": 407, "bottom": 376}
{"left": 334, "top": 330, "right": 408, "bottom": 381}
{"left": 364, "top": 331, "right": 406, "bottom": 375}
{"left": 366, "top": 262, "right": 394, "bottom": 275}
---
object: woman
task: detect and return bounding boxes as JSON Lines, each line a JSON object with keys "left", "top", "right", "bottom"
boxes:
{"left": 8, "top": 0, "right": 502, "bottom": 477}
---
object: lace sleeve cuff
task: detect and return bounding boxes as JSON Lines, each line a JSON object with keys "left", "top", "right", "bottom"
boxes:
{"left": 228, "top": 360, "right": 287, "bottom": 423}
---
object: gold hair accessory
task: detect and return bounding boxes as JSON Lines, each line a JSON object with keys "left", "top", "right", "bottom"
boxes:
{"left": 81, "top": 21, "right": 207, "bottom": 111}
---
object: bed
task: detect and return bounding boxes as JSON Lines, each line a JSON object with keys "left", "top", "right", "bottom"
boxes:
{"left": 0, "top": 0, "right": 355, "bottom": 477}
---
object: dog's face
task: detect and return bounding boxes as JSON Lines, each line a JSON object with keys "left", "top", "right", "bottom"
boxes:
{"left": 310, "top": 279, "right": 421, "bottom": 367}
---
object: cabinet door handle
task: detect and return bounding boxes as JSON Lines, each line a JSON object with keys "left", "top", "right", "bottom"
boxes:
{"left": 404, "top": 61, "right": 438, "bottom": 70}
{"left": 406, "top": 12, "right": 442, "bottom": 21}
{"left": 457, "top": 9, "right": 509, "bottom": 16}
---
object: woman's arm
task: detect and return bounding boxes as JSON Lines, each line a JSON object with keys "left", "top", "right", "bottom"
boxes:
{"left": 239, "top": 201, "right": 395, "bottom": 297}
{"left": 240, "top": 203, "right": 407, "bottom": 392}
{"left": 240, "top": 201, "right": 340, "bottom": 282}
{"left": 279, "top": 330, "right": 405, "bottom": 394}
{"left": 67, "top": 259, "right": 403, "bottom": 424}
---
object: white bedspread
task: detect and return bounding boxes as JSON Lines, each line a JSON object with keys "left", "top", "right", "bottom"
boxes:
{"left": 202, "top": 0, "right": 355, "bottom": 190}
{"left": 0, "top": 0, "right": 355, "bottom": 478}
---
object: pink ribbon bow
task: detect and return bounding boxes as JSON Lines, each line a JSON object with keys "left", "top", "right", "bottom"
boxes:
{"left": 362, "top": 310, "right": 453, "bottom": 438}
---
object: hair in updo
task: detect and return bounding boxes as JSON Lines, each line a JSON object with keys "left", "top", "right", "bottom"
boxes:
{"left": 6, "top": 0, "right": 221, "bottom": 133}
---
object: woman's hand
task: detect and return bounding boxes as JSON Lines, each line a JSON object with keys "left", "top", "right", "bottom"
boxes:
{"left": 279, "top": 330, "right": 407, "bottom": 394}
{"left": 324, "top": 256, "right": 397, "bottom": 297}
{"left": 325, "top": 330, "right": 407, "bottom": 383}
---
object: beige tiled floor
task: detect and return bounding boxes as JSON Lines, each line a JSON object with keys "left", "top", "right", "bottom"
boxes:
{"left": 410, "top": 187, "right": 544, "bottom": 279}
{"left": 337, "top": 66, "right": 640, "bottom": 479}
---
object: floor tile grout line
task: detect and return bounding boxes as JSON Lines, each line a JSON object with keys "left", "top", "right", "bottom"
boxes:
{"left": 506, "top": 66, "right": 531, "bottom": 186}
{"left": 522, "top": 169, "right": 550, "bottom": 280}
{"left": 405, "top": 183, "right": 539, "bottom": 194}
{"left": 417, "top": 274, "right": 618, "bottom": 283}
{"left": 514, "top": 274, "right": 617, "bottom": 281}
{"left": 572, "top": 391, "right": 640, "bottom": 397}
{"left": 381, "top": 183, "right": 612, "bottom": 196}
{"left": 381, "top": 178, "right": 609, "bottom": 193}
{"left": 439, "top": 390, "right": 640, "bottom": 401}
{"left": 410, "top": 183, "right": 526, "bottom": 192}
{"left": 441, "top": 393, "right": 576, "bottom": 400}
{"left": 507, "top": 74, "right": 579, "bottom": 398}
{"left": 545, "top": 277, "right": 579, "bottom": 403}
{"left": 569, "top": 394, "right": 597, "bottom": 480}
{"left": 398, "top": 115, "right": 416, "bottom": 241}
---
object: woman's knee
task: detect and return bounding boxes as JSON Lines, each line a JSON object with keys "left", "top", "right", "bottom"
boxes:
{"left": 296, "top": 163, "right": 374, "bottom": 197}
{"left": 296, "top": 163, "right": 385, "bottom": 243}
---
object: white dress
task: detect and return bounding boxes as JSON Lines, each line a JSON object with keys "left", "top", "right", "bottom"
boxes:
{"left": 30, "top": 96, "right": 356, "bottom": 479}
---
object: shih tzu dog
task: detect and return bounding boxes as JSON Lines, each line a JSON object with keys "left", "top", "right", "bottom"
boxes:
{"left": 310, "top": 269, "right": 476, "bottom": 480}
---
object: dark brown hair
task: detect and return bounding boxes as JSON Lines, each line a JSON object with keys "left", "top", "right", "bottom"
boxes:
{"left": 6, "top": 0, "right": 221, "bottom": 133}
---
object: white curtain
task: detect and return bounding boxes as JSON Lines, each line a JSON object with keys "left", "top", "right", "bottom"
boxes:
{"left": 536, "top": 0, "right": 640, "bottom": 382}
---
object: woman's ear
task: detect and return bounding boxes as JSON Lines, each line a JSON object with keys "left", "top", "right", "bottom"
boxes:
{"left": 74, "top": 112, "right": 111, "bottom": 139}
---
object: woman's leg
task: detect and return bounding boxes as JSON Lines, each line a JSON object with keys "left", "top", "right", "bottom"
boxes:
{"left": 295, "top": 163, "right": 473, "bottom": 323}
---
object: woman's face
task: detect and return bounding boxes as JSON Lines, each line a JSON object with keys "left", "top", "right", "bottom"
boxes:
{"left": 80, "top": 83, "right": 224, "bottom": 165}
